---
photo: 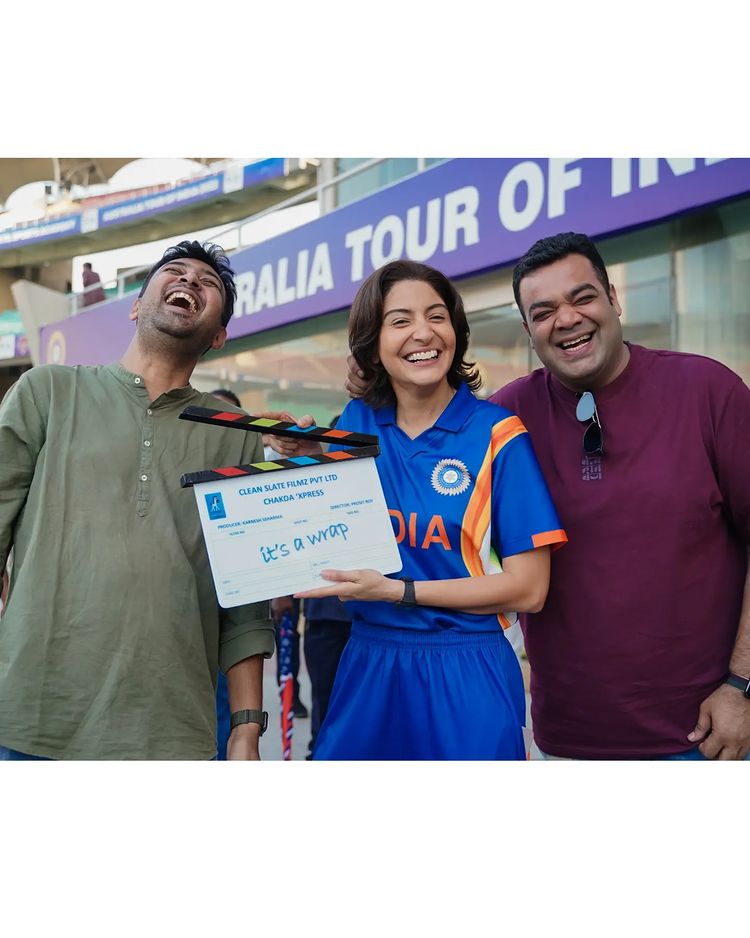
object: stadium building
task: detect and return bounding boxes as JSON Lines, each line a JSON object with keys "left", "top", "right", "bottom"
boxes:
{"left": 2, "top": 157, "right": 749, "bottom": 420}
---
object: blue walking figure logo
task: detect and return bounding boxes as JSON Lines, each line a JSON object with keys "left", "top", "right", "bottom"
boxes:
{"left": 205, "top": 492, "right": 227, "bottom": 520}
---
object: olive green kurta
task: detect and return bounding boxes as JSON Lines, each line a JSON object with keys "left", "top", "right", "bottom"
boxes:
{"left": 0, "top": 363, "right": 273, "bottom": 759}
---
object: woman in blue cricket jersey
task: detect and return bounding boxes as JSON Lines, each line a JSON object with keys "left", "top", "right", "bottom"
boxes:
{"left": 296, "top": 260, "right": 566, "bottom": 760}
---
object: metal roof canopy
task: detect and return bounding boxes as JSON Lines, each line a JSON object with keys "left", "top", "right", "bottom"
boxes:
{"left": 0, "top": 157, "right": 222, "bottom": 203}
{"left": 0, "top": 159, "right": 317, "bottom": 269}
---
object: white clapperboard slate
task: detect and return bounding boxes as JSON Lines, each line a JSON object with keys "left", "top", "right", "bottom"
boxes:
{"left": 179, "top": 408, "right": 402, "bottom": 608}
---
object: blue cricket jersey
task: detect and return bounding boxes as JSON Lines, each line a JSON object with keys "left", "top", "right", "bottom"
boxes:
{"left": 335, "top": 382, "right": 567, "bottom": 633}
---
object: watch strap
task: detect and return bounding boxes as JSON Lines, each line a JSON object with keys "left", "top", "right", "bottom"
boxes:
{"left": 395, "top": 577, "right": 418, "bottom": 607}
{"left": 725, "top": 672, "right": 750, "bottom": 699}
{"left": 230, "top": 709, "right": 269, "bottom": 735}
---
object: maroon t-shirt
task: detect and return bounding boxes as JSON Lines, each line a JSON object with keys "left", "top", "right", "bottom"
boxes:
{"left": 491, "top": 343, "right": 750, "bottom": 758}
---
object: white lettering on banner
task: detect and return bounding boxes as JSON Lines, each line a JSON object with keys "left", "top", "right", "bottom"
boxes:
{"left": 371, "top": 215, "right": 405, "bottom": 267}
{"left": 345, "top": 225, "right": 373, "bottom": 281}
{"left": 345, "top": 187, "right": 478, "bottom": 278}
{"left": 611, "top": 158, "right": 632, "bottom": 197}
{"left": 639, "top": 158, "right": 696, "bottom": 188}
{"left": 276, "top": 257, "right": 296, "bottom": 305}
{"left": 255, "top": 264, "right": 276, "bottom": 310}
{"left": 704, "top": 158, "right": 728, "bottom": 165}
{"left": 611, "top": 158, "right": 707, "bottom": 197}
{"left": 406, "top": 198, "right": 441, "bottom": 261}
{"left": 233, "top": 243, "right": 333, "bottom": 316}
{"left": 296, "top": 249, "right": 309, "bottom": 297}
{"left": 307, "top": 242, "right": 334, "bottom": 295}
{"left": 443, "top": 186, "right": 480, "bottom": 252}
{"left": 235, "top": 271, "right": 256, "bottom": 316}
{"left": 498, "top": 161, "right": 545, "bottom": 232}
{"left": 548, "top": 159, "right": 583, "bottom": 218}
{"left": 100, "top": 179, "right": 220, "bottom": 223}
{"left": 224, "top": 157, "right": 740, "bottom": 322}
{"left": 0, "top": 217, "right": 77, "bottom": 245}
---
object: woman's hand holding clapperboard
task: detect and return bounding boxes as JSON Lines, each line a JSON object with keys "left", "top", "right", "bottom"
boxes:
{"left": 256, "top": 410, "right": 322, "bottom": 458}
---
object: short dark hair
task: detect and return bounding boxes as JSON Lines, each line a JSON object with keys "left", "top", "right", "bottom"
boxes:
{"left": 139, "top": 240, "right": 237, "bottom": 327}
{"left": 83, "top": 262, "right": 92, "bottom": 270}
{"left": 210, "top": 388, "right": 241, "bottom": 408}
{"left": 349, "top": 259, "right": 480, "bottom": 408}
{"left": 512, "top": 232, "right": 611, "bottom": 321}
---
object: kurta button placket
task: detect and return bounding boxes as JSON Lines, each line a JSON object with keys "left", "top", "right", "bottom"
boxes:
{"left": 137, "top": 397, "right": 155, "bottom": 515}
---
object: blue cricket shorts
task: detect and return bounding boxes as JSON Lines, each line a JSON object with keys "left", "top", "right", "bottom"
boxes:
{"left": 313, "top": 621, "right": 526, "bottom": 761}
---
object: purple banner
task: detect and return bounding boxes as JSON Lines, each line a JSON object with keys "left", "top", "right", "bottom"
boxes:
{"left": 0, "top": 214, "right": 81, "bottom": 248}
{"left": 42, "top": 297, "right": 135, "bottom": 366}
{"left": 97, "top": 159, "right": 286, "bottom": 229}
{"left": 41, "top": 158, "right": 750, "bottom": 366}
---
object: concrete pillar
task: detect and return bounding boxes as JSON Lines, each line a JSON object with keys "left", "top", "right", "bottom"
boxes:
{"left": 11, "top": 280, "right": 70, "bottom": 365}
{"left": 317, "top": 159, "right": 338, "bottom": 215}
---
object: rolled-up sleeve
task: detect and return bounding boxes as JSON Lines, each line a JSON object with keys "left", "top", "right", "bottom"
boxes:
{"left": 0, "top": 373, "right": 46, "bottom": 570}
{"left": 218, "top": 600, "right": 275, "bottom": 672}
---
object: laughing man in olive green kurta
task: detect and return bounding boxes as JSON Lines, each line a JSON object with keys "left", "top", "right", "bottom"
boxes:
{"left": 0, "top": 241, "right": 275, "bottom": 759}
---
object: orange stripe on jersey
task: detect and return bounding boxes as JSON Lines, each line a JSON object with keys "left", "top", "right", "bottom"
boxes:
{"left": 491, "top": 415, "right": 527, "bottom": 453}
{"left": 532, "top": 529, "right": 568, "bottom": 549}
{"left": 460, "top": 416, "right": 528, "bottom": 577}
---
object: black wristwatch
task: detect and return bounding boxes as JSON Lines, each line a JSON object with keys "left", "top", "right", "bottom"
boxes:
{"left": 395, "top": 577, "right": 418, "bottom": 608}
{"left": 725, "top": 671, "right": 750, "bottom": 700}
{"left": 725, "top": 673, "right": 750, "bottom": 700}
{"left": 230, "top": 709, "right": 269, "bottom": 735}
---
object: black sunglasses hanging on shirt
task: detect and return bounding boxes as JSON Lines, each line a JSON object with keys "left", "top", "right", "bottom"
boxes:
{"left": 576, "top": 390, "right": 604, "bottom": 456}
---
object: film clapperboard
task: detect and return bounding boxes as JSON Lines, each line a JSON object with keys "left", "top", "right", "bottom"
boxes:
{"left": 179, "top": 407, "right": 402, "bottom": 607}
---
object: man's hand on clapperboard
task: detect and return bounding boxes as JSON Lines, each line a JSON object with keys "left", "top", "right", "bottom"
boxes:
{"left": 257, "top": 411, "right": 322, "bottom": 458}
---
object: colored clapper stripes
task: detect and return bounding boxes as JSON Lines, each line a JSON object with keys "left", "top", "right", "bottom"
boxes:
{"left": 179, "top": 406, "right": 378, "bottom": 447}
{"left": 178, "top": 406, "right": 380, "bottom": 488}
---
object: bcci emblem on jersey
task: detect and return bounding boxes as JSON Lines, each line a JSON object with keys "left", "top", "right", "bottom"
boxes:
{"left": 205, "top": 492, "right": 227, "bottom": 520}
{"left": 431, "top": 459, "right": 471, "bottom": 496}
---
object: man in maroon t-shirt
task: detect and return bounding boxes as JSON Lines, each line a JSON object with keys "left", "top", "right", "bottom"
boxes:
{"left": 491, "top": 232, "right": 750, "bottom": 759}
{"left": 81, "top": 262, "right": 106, "bottom": 306}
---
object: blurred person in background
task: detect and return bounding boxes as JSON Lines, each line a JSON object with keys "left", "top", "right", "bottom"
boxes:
{"left": 81, "top": 261, "right": 106, "bottom": 306}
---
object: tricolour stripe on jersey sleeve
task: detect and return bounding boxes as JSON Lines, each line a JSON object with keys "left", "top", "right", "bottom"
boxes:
{"left": 460, "top": 416, "right": 526, "bottom": 575}
{"left": 460, "top": 416, "right": 527, "bottom": 630}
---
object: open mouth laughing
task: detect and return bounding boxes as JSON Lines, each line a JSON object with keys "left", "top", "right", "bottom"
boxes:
{"left": 559, "top": 332, "right": 593, "bottom": 353}
{"left": 405, "top": 349, "right": 440, "bottom": 363}
{"left": 164, "top": 290, "right": 199, "bottom": 314}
